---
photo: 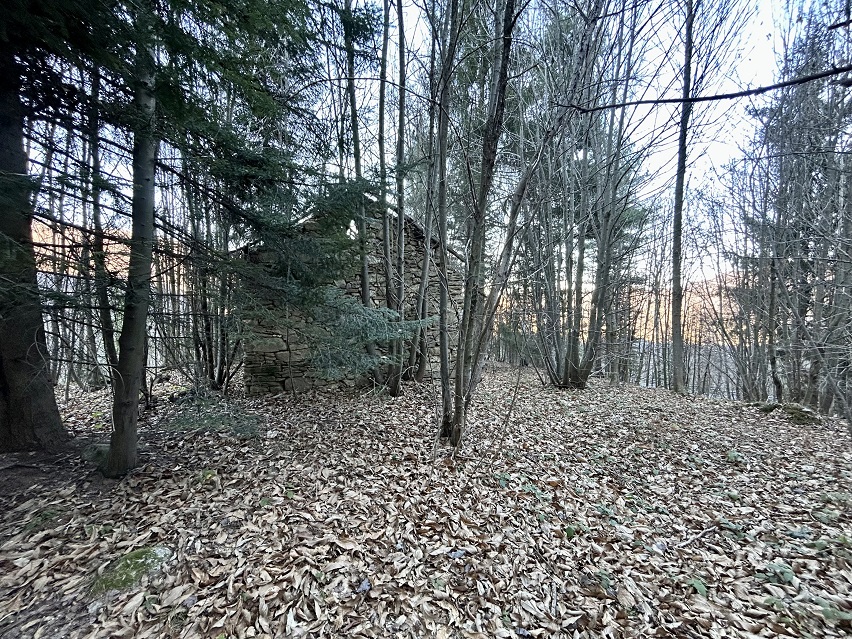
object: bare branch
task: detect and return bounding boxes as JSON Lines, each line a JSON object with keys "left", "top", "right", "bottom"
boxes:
{"left": 561, "top": 63, "right": 852, "bottom": 113}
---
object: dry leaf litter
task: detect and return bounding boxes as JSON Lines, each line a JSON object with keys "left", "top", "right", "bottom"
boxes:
{"left": 1, "top": 366, "right": 850, "bottom": 638}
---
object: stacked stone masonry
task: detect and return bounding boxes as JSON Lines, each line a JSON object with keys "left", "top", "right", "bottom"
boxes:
{"left": 243, "top": 215, "right": 464, "bottom": 395}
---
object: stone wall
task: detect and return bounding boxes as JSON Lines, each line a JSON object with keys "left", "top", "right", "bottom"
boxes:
{"left": 243, "top": 215, "right": 463, "bottom": 394}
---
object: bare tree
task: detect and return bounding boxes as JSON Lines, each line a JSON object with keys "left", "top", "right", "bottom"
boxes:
{"left": 670, "top": 0, "right": 750, "bottom": 393}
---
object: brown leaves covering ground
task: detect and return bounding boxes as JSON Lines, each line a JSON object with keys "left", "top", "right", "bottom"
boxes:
{"left": 1, "top": 365, "right": 851, "bottom": 638}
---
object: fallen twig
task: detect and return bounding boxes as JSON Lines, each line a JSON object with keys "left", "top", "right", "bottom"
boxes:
{"left": 676, "top": 525, "right": 718, "bottom": 549}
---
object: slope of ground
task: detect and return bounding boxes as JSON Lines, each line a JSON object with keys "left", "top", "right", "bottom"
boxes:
{"left": 1, "top": 366, "right": 850, "bottom": 638}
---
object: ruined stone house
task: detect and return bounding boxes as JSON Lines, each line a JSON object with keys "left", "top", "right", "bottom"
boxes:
{"left": 242, "top": 215, "right": 464, "bottom": 394}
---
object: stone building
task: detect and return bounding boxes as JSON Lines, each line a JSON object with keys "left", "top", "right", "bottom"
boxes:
{"left": 242, "top": 215, "right": 463, "bottom": 394}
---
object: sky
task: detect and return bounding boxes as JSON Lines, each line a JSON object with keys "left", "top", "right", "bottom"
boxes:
{"left": 638, "top": 0, "right": 782, "bottom": 201}
{"left": 359, "top": 0, "right": 816, "bottom": 216}
{"left": 696, "top": 0, "right": 779, "bottom": 178}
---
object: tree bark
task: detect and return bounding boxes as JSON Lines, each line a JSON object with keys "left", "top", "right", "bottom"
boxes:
{"left": 388, "top": 0, "right": 407, "bottom": 396}
{"left": 0, "top": 48, "right": 67, "bottom": 452}
{"left": 411, "top": 0, "right": 439, "bottom": 383}
{"left": 435, "top": 0, "right": 461, "bottom": 438}
{"left": 671, "top": 0, "right": 695, "bottom": 394}
{"left": 342, "top": 0, "right": 383, "bottom": 384}
{"left": 451, "top": 0, "right": 517, "bottom": 446}
{"left": 105, "top": 8, "right": 158, "bottom": 477}
{"left": 88, "top": 67, "right": 120, "bottom": 380}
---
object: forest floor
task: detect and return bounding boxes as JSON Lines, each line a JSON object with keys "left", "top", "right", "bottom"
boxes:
{"left": 0, "top": 365, "right": 850, "bottom": 638}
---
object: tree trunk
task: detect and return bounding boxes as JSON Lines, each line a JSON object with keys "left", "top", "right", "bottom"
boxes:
{"left": 105, "top": 9, "right": 158, "bottom": 477}
{"left": 671, "top": 0, "right": 695, "bottom": 394}
{"left": 0, "top": 49, "right": 66, "bottom": 452}
{"left": 388, "top": 0, "right": 407, "bottom": 396}
{"left": 451, "top": 0, "right": 517, "bottom": 446}
{"left": 378, "top": 0, "right": 393, "bottom": 314}
{"left": 565, "top": 168, "right": 588, "bottom": 386}
{"left": 342, "top": 0, "right": 383, "bottom": 384}
{"left": 90, "top": 71, "right": 120, "bottom": 377}
{"left": 435, "top": 0, "right": 461, "bottom": 438}
{"left": 82, "top": 70, "right": 116, "bottom": 388}
{"left": 411, "top": 3, "right": 439, "bottom": 383}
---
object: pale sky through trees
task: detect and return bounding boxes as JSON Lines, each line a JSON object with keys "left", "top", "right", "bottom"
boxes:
{"left": 694, "top": 0, "right": 777, "bottom": 184}
{"left": 352, "top": 0, "right": 784, "bottom": 205}
{"left": 638, "top": 0, "right": 777, "bottom": 199}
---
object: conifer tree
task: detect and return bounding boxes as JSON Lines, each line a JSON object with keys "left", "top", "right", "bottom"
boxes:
{"left": 0, "top": 0, "right": 113, "bottom": 451}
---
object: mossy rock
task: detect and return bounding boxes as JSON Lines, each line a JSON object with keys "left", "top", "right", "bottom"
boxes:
{"left": 82, "top": 443, "right": 111, "bottom": 470}
{"left": 781, "top": 403, "right": 821, "bottom": 426}
{"left": 757, "top": 402, "right": 821, "bottom": 425}
{"left": 91, "top": 546, "right": 172, "bottom": 594}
